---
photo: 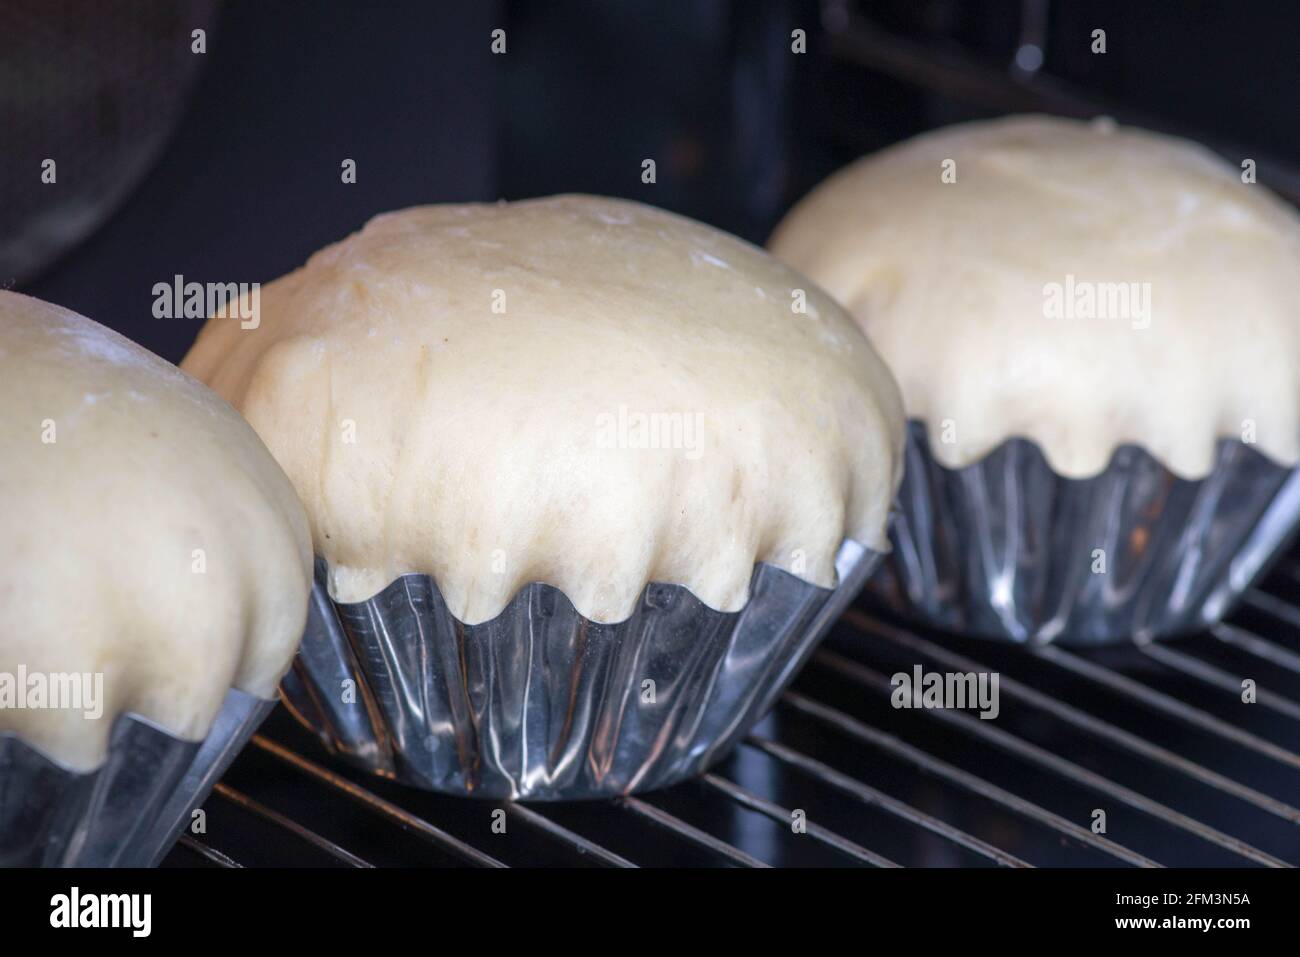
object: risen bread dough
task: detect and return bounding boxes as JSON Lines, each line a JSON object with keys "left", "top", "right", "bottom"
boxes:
{"left": 769, "top": 115, "right": 1300, "bottom": 478}
{"left": 0, "top": 293, "right": 312, "bottom": 771}
{"left": 182, "top": 195, "right": 904, "bottom": 623}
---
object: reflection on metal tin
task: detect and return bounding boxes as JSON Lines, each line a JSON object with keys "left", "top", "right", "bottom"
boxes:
{"left": 872, "top": 421, "right": 1300, "bottom": 645}
{"left": 0, "top": 689, "right": 274, "bottom": 867}
{"left": 280, "top": 540, "right": 880, "bottom": 800}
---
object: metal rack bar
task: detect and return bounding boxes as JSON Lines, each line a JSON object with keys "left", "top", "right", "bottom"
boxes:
{"left": 1245, "top": 584, "right": 1300, "bottom": 632}
{"left": 810, "top": 649, "right": 1289, "bottom": 867}
{"left": 616, "top": 796, "right": 770, "bottom": 868}
{"left": 1035, "top": 644, "right": 1300, "bottom": 768}
{"left": 1212, "top": 622, "right": 1300, "bottom": 674}
{"left": 700, "top": 772, "right": 900, "bottom": 867}
{"left": 1136, "top": 641, "right": 1300, "bottom": 723}
{"left": 212, "top": 782, "right": 373, "bottom": 868}
{"left": 747, "top": 735, "right": 1030, "bottom": 867}
{"left": 843, "top": 615, "right": 1300, "bottom": 824}
{"left": 778, "top": 690, "right": 1157, "bottom": 867}
{"left": 250, "top": 736, "right": 507, "bottom": 868}
{"left": 503, "top": 804, "right": 637, "bottom": 868}
{"left": 175, "top": 834, "right": 240, "bottom": 869}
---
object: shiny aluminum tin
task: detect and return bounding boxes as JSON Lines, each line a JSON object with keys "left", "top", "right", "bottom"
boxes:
{"left": 280, "top": 540, "right": 880, "bottom": 800}
{"left": 873, "top": 421, "right": 1300, "bottom": 645}
{"left": 0, "top": 689, "right": 275, "bottom": 867}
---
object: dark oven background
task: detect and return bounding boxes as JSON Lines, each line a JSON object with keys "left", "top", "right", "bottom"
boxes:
{"left": 11, "top": 0, "right": 1300, "bottom": 364}
{"left": 5, "top": 0, "right": 1300, "bottom": 868}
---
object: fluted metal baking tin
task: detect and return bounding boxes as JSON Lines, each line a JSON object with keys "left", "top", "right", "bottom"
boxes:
{"left": 0, "top": 689, "right": 274, "bottom": 867}
{"left": 280, "top": 540, "right": 880, "bottom": 800}
{"left": 873, "top": 421, "right": 1300, "bottom": 645}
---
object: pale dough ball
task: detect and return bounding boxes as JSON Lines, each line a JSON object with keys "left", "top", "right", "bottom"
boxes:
{"left": 183, "top": 195, "right": 905, "bottom": 623}
{"left": 770, "top": 115, "right": 1300, "bottom": 478}
{"left": 0, "top": 292, "right": 313, "bottom": 771}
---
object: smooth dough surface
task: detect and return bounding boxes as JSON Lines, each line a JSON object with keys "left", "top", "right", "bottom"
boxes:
{"left": 769, "top": 115, "right": 1300, "bottom": 478}
{"left": 182, "top": 195, "right": 904, "bottom": 624}
{"left": 0, "top": 292, "right": 313, "bottom": 771}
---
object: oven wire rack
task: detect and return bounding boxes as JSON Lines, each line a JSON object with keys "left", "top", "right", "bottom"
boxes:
{"left": 165, "top": 554, "right": 1300, "bottom": 868}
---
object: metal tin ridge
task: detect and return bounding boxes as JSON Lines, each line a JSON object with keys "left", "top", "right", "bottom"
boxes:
{"left": 0, "top": 688, "right": 274, "bottom": 866}
{"left": 873, "top": 421, "right": 1300, "bottom": 644}
{"left": 281, "top": 540, "right": 881, "bottom": 800}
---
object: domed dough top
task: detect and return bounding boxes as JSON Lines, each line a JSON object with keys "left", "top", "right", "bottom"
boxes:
{"left": 0, "top": 293, "right": 313, "bottom": 771}
{"left": 182, "top": 195, "right": 904, "bottom": 623}
{"left": 769, "top": 115, "right": 1300, "bottom": 478}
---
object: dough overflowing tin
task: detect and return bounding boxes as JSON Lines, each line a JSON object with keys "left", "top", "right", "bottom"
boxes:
{"left": 0, "top": 690, "right": 274, "bottom": 867}
{"left": 281, "top": 540, "right": 880, "bottom": 799}
{"left": 0, "top": 293, "right": 313, "bottom": 867}
{"left": 873, "top": 423, "right": 1300, "bottom": 645}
